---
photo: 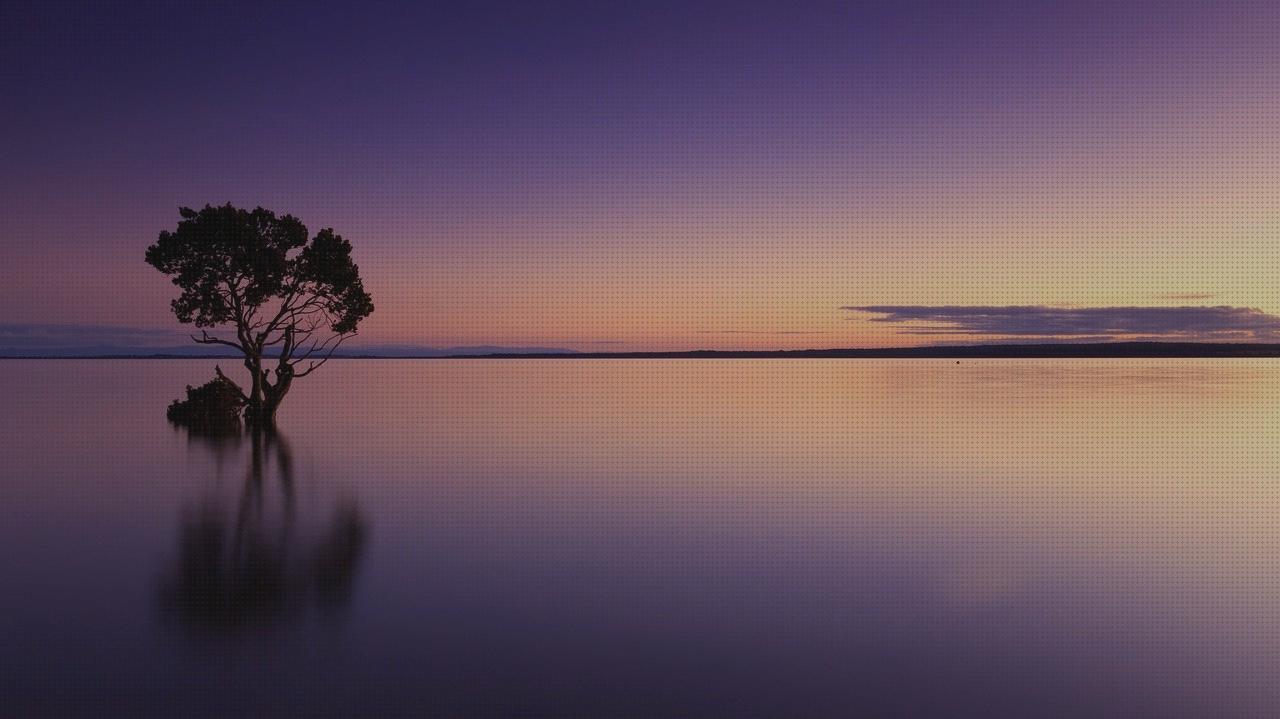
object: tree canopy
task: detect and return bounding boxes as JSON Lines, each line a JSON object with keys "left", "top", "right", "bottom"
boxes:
{"left": 147, "top": 204, "right": 374, "bottom": 421}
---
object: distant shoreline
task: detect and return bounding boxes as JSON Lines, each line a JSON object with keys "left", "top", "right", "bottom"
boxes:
{"left": 5, "top": 342, "right": 1280, "bottom": 359}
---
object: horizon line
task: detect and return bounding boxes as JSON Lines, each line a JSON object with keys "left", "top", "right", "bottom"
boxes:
{"left": 6, "top": 340, "right": 1280, "bottom": 360}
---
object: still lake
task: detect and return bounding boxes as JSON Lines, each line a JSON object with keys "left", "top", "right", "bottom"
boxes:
{"left": 2, "top": 358, "right": 1280, "bottom": 717}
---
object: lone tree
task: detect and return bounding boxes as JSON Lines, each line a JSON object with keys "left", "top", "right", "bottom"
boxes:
{"left": 146, "top": 204, "right": 374, "bottom": 424}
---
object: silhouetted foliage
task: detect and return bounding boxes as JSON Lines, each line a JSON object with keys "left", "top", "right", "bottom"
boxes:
{"left": 166, "top": 370, "right": 247, "bottom": 432}
{"left": 146, "top": 204, "right": 374, "bottom": 423}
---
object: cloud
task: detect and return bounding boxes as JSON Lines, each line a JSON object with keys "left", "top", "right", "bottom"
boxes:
{"left": 697, "top": 330, "right": 829, "bottom": 335}
{"left": 840, "top": 305, "right": 1280, "bottom": 341}
{"left": 0, "top": 323, "right": 189, "bottom": 350}
{"left": 1154, "top": 293, "right": 1216, "bottom": 300}
{"left": 0, "top": 325, "right": 592, "bottom": 357}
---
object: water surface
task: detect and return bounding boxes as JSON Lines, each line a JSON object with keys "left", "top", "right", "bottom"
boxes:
{"left": 2, "top": 359, "right": 1279, "bottom": 717}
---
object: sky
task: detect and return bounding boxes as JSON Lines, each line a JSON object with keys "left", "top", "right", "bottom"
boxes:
{"left": 2, "top": 0, "right": 1279, "bottom": 351}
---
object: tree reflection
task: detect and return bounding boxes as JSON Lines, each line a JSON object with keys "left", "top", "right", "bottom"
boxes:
{"left": 159, "top": 424, "right": 368, "bottom": 634}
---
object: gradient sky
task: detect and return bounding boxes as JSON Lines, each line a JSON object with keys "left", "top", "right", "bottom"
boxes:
{"left": 2, "top": 0, "right": 1279, "bottom": 349}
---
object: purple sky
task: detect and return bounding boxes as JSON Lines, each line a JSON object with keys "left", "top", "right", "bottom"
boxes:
{"left": 3, "top": 1, "right": 1279, "bottom": 349}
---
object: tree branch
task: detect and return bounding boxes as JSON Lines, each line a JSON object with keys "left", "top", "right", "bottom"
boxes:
{"left": 191, "top": 330, "right": 245, "bottom": 351}
{"left": 255, "top": 286, "right": 303, "bottom": 347}
{"left": 291, "top": 334, "right": 351, "bottom": 378}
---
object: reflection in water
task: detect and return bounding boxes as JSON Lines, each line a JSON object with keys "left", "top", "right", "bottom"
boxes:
{"left": 158, "top": 425, "right": 367, "bottom": 634}
{"left": 5, "top": 360, "right": 1280, "bottom": 715}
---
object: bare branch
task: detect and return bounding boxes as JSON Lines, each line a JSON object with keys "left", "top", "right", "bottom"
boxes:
{"left": 291, "top": 327, "right": 345, "bottom": 363}
{"left": 292, "top": 332, "right": 355, "bottom": 377}
{"left": 191, "top": 330, "right": 245, "bottom": 351}
{"left": 255, "top": 286, "right": 303, "bottom": 347}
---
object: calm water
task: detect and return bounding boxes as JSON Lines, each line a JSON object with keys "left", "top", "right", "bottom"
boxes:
{"left": 3, "top": 359, "right": 1280, "bottom": 717}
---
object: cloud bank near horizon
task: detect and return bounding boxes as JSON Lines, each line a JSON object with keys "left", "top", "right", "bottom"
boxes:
{"left": 697, "top": 330, "right": 829, "bottom": 336}
{"left": 842, "top": 305, "right": 1280, "bottom": 341}
{"left": 0, "top": 324, "right": 581, "bottom": 356}
{"left": 0, "top": 324, "right": 190, "bottom": 350}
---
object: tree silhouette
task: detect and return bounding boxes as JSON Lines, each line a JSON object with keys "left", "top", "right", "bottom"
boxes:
{"left": 146, "top": 204, "right": 374, "bottom": 423}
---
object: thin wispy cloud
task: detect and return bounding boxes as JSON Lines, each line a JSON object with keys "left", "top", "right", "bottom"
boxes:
{"left": 841, "top": 305, "right": 1280, "bottom": 341}
{"left": 0, "top": 324, "right": 590, "bottom": 356}
{"left": 0, "top": 323, "right": 188, "bottom": 349}
{"left": 698, "top": 330, "right": 829, "bottom": 335}
{"left": 1154, "top": 293, "right": 1217, "bottom": 300}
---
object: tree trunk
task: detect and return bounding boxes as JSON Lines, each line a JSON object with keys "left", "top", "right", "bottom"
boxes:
{"left": 244, "top": 355, "right": 263, "bottom": 405}
{"left": 260, "top": 373, "right": 292, "bottom": 422}
{"left": 242, "top": 364, "right": 293, "bottom": 426}
{"left": 242, "top": 353, "right": 275, "bottom": 426}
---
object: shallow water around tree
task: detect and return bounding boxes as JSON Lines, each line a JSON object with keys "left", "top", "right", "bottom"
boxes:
{"left": 3, "top": 358, "right": 1280, "bottom": 717}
